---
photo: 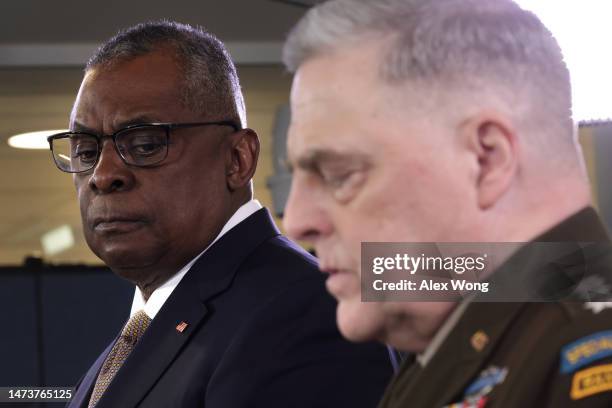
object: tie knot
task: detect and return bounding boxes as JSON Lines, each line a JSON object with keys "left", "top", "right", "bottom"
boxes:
{"left": 121, "top": 310, "right": 151, "bottom": 345}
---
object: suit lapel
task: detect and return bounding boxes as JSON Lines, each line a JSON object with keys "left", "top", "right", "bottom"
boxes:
{"left": 69, "top": 340, "right": 116, "bottom": 408}
{"left": 96, "top": 292, "right": 208, "bottom": 408}
{"left": 95, "top": 208, "right": 280, "bottom": 407}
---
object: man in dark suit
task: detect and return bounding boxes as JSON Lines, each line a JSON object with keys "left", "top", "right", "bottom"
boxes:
{"left": 281, "top": 0, "right": 612, "bottom": 406}
{"left": 47, "top": 21, "right": 391, "bottom": 407}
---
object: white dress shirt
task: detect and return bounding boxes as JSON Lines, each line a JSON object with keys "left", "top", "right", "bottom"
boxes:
{"left": 130, "top": 199, "right": 263, "bottom": 319}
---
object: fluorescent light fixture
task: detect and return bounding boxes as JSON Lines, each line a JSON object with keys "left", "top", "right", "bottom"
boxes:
{"left": 8, "top": 130, "right": 66, "bottom": 150}
{"left": 514, "top": 0, "right": 612, "bottom": 123}
{"left": 41, "top": 225, "right": 75, "bottom": 257}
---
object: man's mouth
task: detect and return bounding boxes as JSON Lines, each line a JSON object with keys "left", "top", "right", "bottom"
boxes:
{"left": 320, "top": 266, "right": 357, "bottom": 298}
{"left": 92, "top": 216, "right": 146, "bottom": 234}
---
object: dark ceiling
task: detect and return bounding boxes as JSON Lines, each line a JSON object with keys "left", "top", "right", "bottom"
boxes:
{"left": 0, "top": 0, "right": 307, "bottom": 44}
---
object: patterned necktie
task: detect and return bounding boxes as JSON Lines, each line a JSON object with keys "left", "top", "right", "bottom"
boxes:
{"left": 88, "top": 310, "right": 152, "bottom": 407}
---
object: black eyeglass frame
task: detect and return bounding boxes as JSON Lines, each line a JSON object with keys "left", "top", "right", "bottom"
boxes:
{"left": 47, "top": 121, "right": 241, "bottom": 174}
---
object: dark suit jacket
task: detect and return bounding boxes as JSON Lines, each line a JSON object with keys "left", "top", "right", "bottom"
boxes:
{"left": 69, "top": 208, "right": 392, "bottom": 407}
{"left": 378, "top": 207, "right": 612, "bottom": 407}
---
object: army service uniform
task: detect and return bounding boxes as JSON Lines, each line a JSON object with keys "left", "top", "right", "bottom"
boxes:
{"left": 379, "top": 207, "right": 612, "bottom": 407}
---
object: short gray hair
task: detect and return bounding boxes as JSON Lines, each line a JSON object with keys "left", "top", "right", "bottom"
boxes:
{"left": 88, "top": 20, "right": 246, "bottom": 127}
{"left": 284, "top": 0, "right": 574, "bottom": 153}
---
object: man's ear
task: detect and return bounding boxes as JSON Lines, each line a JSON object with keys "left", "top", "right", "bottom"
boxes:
{"left": 461, "top": 113, "right": 518, "bottom": 210}
{"left": 225, "top": 128, "right": 260, "bottom": 191}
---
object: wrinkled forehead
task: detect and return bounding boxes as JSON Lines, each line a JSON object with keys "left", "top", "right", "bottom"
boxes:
{"left": 291, "top": 42, "right": 389, "bottom": 110}
{"left": 289, "top": 49, "right": 379, "bottom": 141}
{"left": 287, "top": 45, "right": 435, "bottom": 162}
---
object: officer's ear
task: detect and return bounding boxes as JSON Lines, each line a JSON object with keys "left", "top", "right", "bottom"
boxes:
{"left": 460, "top": 112, "right": 518, "bottom": 210}
{"left": 225, "top": 128, "right": 260, "bottom": 191}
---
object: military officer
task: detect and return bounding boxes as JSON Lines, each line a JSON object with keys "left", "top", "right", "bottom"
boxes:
{"left": 281, "top": 0, "right": 612, "bottom": 406}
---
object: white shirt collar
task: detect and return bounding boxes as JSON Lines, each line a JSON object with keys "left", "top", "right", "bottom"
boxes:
{"left": 130, "top": 199, "right": 263, "bottom": 319}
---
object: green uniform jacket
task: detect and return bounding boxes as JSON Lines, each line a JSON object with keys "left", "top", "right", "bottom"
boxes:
{"left": 378, "top": 207, "right": 612, "bottom": 407}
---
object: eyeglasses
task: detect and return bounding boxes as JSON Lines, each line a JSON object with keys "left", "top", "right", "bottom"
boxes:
{"left": 47, "top": 121, "right": 240, "bottom": 173}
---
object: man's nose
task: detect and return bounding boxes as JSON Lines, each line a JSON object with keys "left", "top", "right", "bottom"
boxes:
{"left": 88, "top": 140, "right": 135, "bottom": 194}
{"left": 283, "top": 177, "right": 331, "bottom": 244}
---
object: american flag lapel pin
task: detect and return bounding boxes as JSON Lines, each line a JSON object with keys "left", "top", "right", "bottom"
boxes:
{"left": 176, "top": 321, "right": 189, "bottom": 333}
